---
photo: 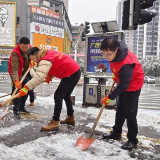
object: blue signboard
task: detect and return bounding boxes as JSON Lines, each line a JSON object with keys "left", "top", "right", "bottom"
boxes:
{"left": 87, "top": 35, "right": 118, "bottom": 73}
{"left": 89, "top": 88, "right": 93, "bottom": 96}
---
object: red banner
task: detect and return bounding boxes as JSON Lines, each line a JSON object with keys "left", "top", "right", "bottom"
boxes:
{"left": 31, "top": 6, "right": 60, "bottom": 19}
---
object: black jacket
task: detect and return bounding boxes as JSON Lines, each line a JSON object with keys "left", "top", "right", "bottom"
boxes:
{"left": 109, "top": 41, "right": 135, "bottom": 100}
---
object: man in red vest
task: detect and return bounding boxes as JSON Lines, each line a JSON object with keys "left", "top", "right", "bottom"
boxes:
{"left": 100, "top": 37, "right": 144, "bottom": 150}
{"left": 17, "top": 47, "right": 81, "bottom": 131}
{"left": 8, "top": 37, "right": 31, "bottom": 119}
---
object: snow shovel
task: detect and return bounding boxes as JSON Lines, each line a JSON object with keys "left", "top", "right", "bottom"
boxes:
{"left": 0, "top": 94, "right": 11, "bottom": 99}
{"left": 0, "top": 66, "right": 32, "bottom": 120}
{"left": 76, "top": 80, "right": 116, "bottom": 151}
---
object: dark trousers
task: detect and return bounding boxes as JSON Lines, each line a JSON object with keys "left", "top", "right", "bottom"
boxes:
{"left": 28, "top": 90, "right": 34, "bottom": 103}
{"left": 113, "top": 89, "right": 141, "bottom": 144}
{"left": 11, "top": 76, "right": 29, "bottom": 112}
{"left": 27, "top": 72, "right": 34, "bottom": 102}
{"left": 52, "top": 69, "right": 81, "bottom": 121}
{"left": 28, "top": 72, "right": 34, "bottom": 103}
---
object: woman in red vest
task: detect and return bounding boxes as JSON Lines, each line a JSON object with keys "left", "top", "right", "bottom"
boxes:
{"left": 100, "top": 37, "right": 144, "bottom": 150}
{"left": 17, "top": 47, "right": 81, "bottom": 131}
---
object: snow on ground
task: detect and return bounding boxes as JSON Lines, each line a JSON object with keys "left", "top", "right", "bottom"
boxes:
{"left": 0, "top": 122, "right": 31, "bottom": 137}
{"left": 0, "top": 94, "right": 160, "bottom": 159}
{"left": 0, "top": 133, "right": 134, "bottom": 160}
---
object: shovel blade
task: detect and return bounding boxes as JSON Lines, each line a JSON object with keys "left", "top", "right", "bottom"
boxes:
{"left": 76, "top": 133, "right": 97, "bottom": 151}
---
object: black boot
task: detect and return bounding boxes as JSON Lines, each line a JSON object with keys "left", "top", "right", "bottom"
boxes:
{"left": 20, "top": 108, "right": 30, "bottom": 114}
{"left": 13, "top": 111, "right": 21, "bottom": 119}
{"left": 121, "top": 140, "right": 137, "bottom": 150}
{"left": 103, "top": 131, "right": 121, "bottom": 140}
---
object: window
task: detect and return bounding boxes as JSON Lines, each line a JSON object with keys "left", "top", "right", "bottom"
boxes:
{"left": 72, "top": 33, "right": 78, "bottom": 36}
{"left": 154, "top": 37, "right": 158, "bottom": 41}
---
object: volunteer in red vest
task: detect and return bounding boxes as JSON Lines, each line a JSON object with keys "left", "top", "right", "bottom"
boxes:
{"left": 8, "top": 37, "right": 32, "bottom": 119}
{"left": 100, "top": 37, "right": 144, "bottom": 150}
{"left": 17, "top": 47, "right": 81, "bottom": 131}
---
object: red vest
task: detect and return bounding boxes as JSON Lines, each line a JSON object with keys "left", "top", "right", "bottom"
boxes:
{"left": 40, "top": 50, "right": 80, "bottom": 79}
{"left": 110, "top": 50, "right": 144, "bottom": 91}
{"left": 8, "top": 44, "right": 31, "bottom": 78}
{"left": 8, "top": 44, "right": 24, "bottom": 78}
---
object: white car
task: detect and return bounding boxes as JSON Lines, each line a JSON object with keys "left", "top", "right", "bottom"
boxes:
{"left": 144, "top": 76, "right": 156, "bottom": 84}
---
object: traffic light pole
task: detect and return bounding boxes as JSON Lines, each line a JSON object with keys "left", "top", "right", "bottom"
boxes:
{"left": 128, "top": 0, "right": 134, "bottom": 52}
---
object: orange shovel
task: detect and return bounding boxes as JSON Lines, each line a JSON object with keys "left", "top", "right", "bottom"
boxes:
{"left": 76, "top": 81, "right": 115, "bottom": 151}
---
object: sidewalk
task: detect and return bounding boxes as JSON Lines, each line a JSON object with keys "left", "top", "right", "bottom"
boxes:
{"left": 0, "top": 87, "right": 160, "bottom": 159}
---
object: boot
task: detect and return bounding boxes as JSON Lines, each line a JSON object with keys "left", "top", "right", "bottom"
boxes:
{"left": 103, "top": 131, "right": 121, "bottom": 140}
{"left": 60, "top": 116, "right": 75, "bottom": 125}
{"left": 14, "top": 111, "right": 21, "bottom": 119}
{"left": 121, "top": 140, "right": 137, "bottom": 150}
{"left": 41, "top": 119, "right": 59, "bottom": 131}
{"left": 20, "top": 108, "right": 30, "bottom": 114}
{"left": 30, "top": 102, "right": 34, "bottom": 106}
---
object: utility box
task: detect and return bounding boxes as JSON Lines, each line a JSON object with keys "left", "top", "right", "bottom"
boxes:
{"left": 85, "top": 84, "right": 97, "bottom": 104}
{"left": 101, "top": 85, "right": 116, "bottom": 106}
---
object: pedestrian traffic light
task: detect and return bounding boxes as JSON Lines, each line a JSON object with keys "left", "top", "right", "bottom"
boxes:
{"left": 122, "top": 0, "right": 130, "bottom": 30}
{"left": 84, "top": 21, "right": 90, "bottom": 34}
{"left": 133, "top": 0, "right": 156, "bottom": 26}
{"left": 81, "top": 31, "right": 86, "bottom": 41}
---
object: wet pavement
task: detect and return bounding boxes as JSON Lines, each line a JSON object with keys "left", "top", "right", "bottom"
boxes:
{"left": 0, "top": 80, "right": 160, "bottom": 159}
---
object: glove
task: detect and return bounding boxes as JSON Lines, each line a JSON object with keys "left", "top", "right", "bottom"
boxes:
{"left": 14, "top": 80, "right": 22, "bottom": 89}
{"left": 45, "top": 74, "right": 52, "bottom": 84}
{"left": 29, "top": 60, "right": 36, "bottom": 68}
{"left": 17, "top": 85, "right": 29, "bottom": 98}
{"left": 112, "top": 73, "right": 116, "bottom": 81}
{"left": 101, "top": 95, "right": 112, "bottom": 106}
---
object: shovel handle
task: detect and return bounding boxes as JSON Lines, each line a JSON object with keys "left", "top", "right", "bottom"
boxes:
{"left": 0, "top": 94, "right": 11, "bottom": 99}
{"left": 12, "top": 67, "right": 32, "bottom": 97}
{"left": 89, "top": 80, "right": 116, "bottom": 138}
{"left": 0, "top": 67, "right": 32, "bottom": 108}
{"left": 0, "top": 94, "right": 19, "bottom": 107}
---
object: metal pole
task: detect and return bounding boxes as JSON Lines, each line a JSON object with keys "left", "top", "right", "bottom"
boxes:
{"left": 128, "top": 0, "right": 134, "bottom": 52}
{"left": 74, "top": 45, "right": 77, "bottom": 62}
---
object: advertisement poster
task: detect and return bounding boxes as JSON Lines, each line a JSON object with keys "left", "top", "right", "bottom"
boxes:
{"left": 87, "top": 35, "right": 118, "bottom": 73}
{"left": 32, "top": 33, "right": 63, "bottom": 52}
{"left": 0, "top": 2, "right": 16, "bottom": 47}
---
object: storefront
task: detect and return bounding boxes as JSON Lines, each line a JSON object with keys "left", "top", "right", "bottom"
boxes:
{"left": 30, "top": 6, "right": 64, "bottom": 52}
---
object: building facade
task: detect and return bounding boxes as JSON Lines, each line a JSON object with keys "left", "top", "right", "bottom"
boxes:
{"left": 117, "top": 0, "right": 160, "bottom": 61}
{"left": 0, "top": 0, "right": 72, "bottom": 72}
{"left": 71, "top": 23, "right": 85, "bottom": 55}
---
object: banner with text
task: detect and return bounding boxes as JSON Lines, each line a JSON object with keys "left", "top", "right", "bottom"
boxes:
{"left": 31, "top": 12, "right": 64, "bottom": 29}
{"left": 31, "top": 6, "right": 60, "bottom": 19}
{"left": 0, "top": 2, "right": 16, "bottom": 47}
{"left": 30, "top": 22, "right": 64, "bottom": 38}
